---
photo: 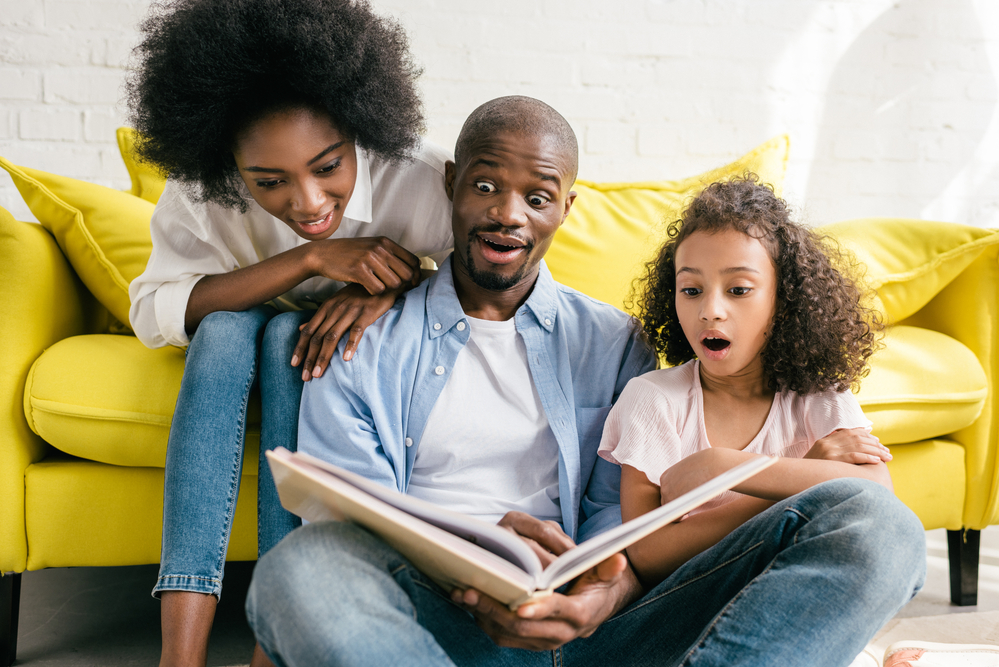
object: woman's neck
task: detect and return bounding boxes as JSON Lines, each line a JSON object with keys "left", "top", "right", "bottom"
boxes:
{"left": 698, "top": 359, "right": 773, "bottom": 401}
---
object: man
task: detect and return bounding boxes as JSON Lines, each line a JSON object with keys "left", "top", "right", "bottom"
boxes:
{"left": 246, "top": 96, "right": 925, "bottom": 666}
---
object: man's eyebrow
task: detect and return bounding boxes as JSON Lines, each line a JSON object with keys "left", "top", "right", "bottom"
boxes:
{"left": 534, "top": 171, "right": 561, "bottom": 187}
{"left": 241, "top": 141, "right": 346, "bottom": 173}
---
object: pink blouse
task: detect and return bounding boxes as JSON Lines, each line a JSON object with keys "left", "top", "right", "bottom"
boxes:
{"left": 598, "top": 361, "right": 871, "bottom": 511}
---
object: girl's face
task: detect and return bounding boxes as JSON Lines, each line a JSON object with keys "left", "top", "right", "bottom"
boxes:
{"left": 674, "top": 228, "right": 777, "bottom": 380}
{"left": 233, "top": 106, "right": 358, "bottom": 241}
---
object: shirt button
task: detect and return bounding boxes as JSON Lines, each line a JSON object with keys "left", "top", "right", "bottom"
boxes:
{"left": 456, "top": 322, "right": 466, "bottom": 331}
{"left": 545, "top": 318, "right": 552, "bottom": 326}
{"left": 435, "top": 366, "right": 445, "bottom": 375}
{"left": 405, "top": 437, "right": 413, "bottom": 447}
{"left": 433, "top": 323, "right": 442, "bottom": 330}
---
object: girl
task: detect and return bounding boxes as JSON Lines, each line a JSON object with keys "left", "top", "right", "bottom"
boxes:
{"left": 125, "top": 1, "right": 452, "bottom": 664}
{"left": 598, "top": 175, "right": 891, "bottom": 587}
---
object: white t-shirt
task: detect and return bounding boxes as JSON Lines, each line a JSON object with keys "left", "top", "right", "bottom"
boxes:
{"left": 407, "top": 315, "right": 562, "bottom": 524}
{"left": 128, "top": 142, "right": 454, "bottom": 348}
{"left": 598, "top": 360, "right": 871, "bottom": 512}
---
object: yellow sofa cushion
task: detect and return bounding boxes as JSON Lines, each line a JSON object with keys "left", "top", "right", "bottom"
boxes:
{"left": 546, "top": 135, "right": 789, "bottom": 313}
{"left": 820, "top": 218, "right": 999, "bottom": 322}
{"left": 23, "top": 334, "right": 261, "bottom": 471}
{"left": 857, "top": 325, "right": 987, "bottom": 445}
{"left": 0, "top": 157, "right": 154, "bottom": 330}
{"left": 116, "top": 127, "right": 168, "bottom": 204}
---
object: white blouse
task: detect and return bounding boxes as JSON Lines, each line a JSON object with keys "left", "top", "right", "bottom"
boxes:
{"left": 129, "top": 142, "right": 454, "bottom": 348}
{"left": 598, "top": 360, "right": 871, "bottom": 510}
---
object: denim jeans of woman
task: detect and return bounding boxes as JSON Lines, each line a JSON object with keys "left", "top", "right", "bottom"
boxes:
{"left": 153, "top": 306, "right": 309, "bottom": 599}
{"left": 246, "top": 478, "right": 926, "bottom": 666}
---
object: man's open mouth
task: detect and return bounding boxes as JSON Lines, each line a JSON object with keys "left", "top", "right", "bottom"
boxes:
{"left": 480, "top": 235, "right": 526, "bottom": 254}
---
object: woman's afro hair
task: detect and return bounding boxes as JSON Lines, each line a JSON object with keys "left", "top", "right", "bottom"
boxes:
{"left": 126, "top": 0, "right": 425, "bottom": 209}
{"left": 635, "top": 174, "right": 883, "bottom": 394}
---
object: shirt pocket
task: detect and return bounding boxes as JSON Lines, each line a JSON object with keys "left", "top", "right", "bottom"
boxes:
{"left": 576, "top": 406, "right": 613, "bottom": 471}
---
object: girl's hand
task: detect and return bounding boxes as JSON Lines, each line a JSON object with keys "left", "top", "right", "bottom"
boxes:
{"left": 310, "top": 237, "right": 421, "bottom": 295}
{"left": 292, "top": 283, "right": 402, "bottom": 380}
{"left": 805, "top": 428, "right": 891, "bottom": 465}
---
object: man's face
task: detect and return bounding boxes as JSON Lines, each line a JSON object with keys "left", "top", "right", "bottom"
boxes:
{"left": 445, "top": 130, "right": 576, "bottom": 292}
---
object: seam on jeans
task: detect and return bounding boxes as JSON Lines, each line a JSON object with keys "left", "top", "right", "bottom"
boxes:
{"left": 678, "top": 508, "right": 812, "bottom": 666}
{"left": 552, "top": 646, "right": 561, "bottom": 667}
{"left": 677, "top": 555, "right": 780, "bottom": 667}
{"left": 216, "top": 354, "right": 256, "bottom": 577}
{"left": 608, "top": 540, "right": 766, "bottom": 622}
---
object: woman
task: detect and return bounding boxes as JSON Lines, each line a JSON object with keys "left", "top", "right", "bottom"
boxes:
{"left": 125, "top": 1, "right": 452, "bottom": 664}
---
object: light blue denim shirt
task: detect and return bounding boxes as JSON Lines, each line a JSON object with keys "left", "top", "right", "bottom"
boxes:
{"left": 298, "top": 255, "right": 656, "bottom": 543}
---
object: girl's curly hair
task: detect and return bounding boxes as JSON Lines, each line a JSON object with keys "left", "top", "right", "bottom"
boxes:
{"left": 126, "top": 0, "right": 425, "bottom": 210}
{"left": 636, "top": 174, "right": 882, "bottom": 394}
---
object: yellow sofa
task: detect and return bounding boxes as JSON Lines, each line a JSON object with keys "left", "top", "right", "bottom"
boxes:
{"left": 2, "top": 133, "right": 998, "bottom": 665}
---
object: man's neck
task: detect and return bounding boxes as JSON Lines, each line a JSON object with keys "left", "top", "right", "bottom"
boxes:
{"left": 452, "top": 262, "right": 539, "bottom": 321}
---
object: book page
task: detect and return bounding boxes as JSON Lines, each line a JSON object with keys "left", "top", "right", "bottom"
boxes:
{"left": 292, "top": 451, "right": 544, "bottom": 579}
{"left": 269, "top": 450, "right": 544, "bottom": 604}
{"left": 536, "top": 456, "right": 778, "bottom": 592}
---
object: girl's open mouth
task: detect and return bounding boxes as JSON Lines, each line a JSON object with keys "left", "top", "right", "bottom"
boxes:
{"left": 702, "top": 337, "right": 730, "bottom": 352}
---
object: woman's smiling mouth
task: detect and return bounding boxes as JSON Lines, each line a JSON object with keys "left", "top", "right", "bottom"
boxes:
{"left": 291, "top": 209, "right": 336, "bottom": 236}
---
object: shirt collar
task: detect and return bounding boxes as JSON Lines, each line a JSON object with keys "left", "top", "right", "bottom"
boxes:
{"left": 342, "top": 144, "right": 373, "bottom": 224}
{"left": 425, "top": 255, "right": 559, "bottom": 339}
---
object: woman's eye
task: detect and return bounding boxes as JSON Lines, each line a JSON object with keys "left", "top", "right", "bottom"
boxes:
{"left": 317, "top": 159, "right": 341, "bottom": 174}
{"left": 679, "top": 287, "right": 701, "bottom": 297}
{"left": 255, "top": 179, "right": 281, "bottom": 188}
{"left": 475, "top": 181, "right": 496, "bottom": 193}
{"left": 730, "top": 286, "right": 751, "bottom": 296}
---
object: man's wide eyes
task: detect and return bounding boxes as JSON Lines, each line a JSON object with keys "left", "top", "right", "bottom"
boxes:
{"left": 475, "top": 181, "right": 496, "bottom": 193}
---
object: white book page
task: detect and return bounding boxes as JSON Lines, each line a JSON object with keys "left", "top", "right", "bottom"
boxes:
{"left": 292, "top": 451, "right": 544, "bottom": 578}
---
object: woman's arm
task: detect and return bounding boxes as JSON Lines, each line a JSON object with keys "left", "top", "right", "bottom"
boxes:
{"left": 184, "top": 236, "right": 421, "bottom": 334}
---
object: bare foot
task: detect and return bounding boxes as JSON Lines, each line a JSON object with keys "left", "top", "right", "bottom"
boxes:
{"left": 250, "top": 643, "right": 277, "bottom": 667}
{"left": 159, "top": 590, "right": 217, "bottom": 667}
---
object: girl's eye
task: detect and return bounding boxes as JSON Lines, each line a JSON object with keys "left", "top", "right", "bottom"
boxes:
{"left": 528, "top": 195, "right": 548, "bottom": 206}
{"left": 317, "top": 159, "right": 341, "bottom": 175}
{"left": 730, "top": 286, "right": 751, "bottom": 296}
{"left": 475, "top": 181, "right": 496, "bottom": 193}
{"left": 679, "top": 287, "right": 701, "bottom": 297}
{"left": 255, "top": 179, "right": 281, "bottom": 188}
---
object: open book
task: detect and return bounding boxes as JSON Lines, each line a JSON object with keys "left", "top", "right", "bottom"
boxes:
{"left": 267, "top": 448, "right": 776, "bottom": 609}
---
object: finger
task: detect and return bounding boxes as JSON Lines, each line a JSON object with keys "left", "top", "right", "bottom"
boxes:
{"left": 311, "top": 306, "right": 363, "bottom": 378}
{"left": 369, "top": 254, "right": 414, "bottom": 290}
{"left": 353, "top": 267, "right": 387, "bottom": 295}
{"left": 303, "top": 313, "right": 345, "bottom": 380}
{"left": 497, "top": 512, "right": 576, "bottom": 556}
{"left": 342, "top": 324, "right": 365, "bottom": 362}
{"left": 387, "top": 241, "right": 421, "bottom": 274}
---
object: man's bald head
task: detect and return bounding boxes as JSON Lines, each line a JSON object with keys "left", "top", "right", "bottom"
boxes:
{"left": 453, "top": 96, "right": 578, "bottom": 182}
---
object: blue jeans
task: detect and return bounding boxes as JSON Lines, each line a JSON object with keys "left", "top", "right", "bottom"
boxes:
{"left": 153, "top": 306, "right": 310, "bottom": 599}
{"left": 245, "top": 478, "right": 925, "bottom": 666}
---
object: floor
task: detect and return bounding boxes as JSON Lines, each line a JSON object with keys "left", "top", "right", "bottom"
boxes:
{"left": 9, "top": 528, "right": 999, "bottom": 666}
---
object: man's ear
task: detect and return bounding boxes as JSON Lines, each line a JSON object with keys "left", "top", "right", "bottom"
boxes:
{"left": 444, "top": 161, "right": 456, "bottom": 202}
{"left": 560, "top": 190, "right": 577, "bottom": 226}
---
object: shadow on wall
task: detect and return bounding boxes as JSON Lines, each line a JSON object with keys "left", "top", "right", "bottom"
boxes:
{"left": 807, "top": 0, "right": 997, "bottom": 224}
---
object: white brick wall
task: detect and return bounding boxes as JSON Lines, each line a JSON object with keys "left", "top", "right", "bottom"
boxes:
{"left": 1, "top": 0, "right": 997, "bottom": 227}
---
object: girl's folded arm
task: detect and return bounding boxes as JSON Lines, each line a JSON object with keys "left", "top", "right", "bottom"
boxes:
{"left": 621, "top": 464, "right": 773, "bottom": 587}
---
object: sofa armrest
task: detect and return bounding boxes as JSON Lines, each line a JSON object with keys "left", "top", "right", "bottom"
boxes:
{"left": 900, "top": 241, "right": 999, "bottom": 529}
{"left": 0, "top": 210, "right": 95, "bottom": 572}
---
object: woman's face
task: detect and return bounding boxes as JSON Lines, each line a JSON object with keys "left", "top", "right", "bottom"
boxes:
{"left": 233, "top": 107, "right": 357, "bottom": 240}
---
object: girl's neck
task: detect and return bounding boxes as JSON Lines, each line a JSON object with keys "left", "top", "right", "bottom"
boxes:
{"left": 698, "top": 359, "right": 773, "bottom": 401}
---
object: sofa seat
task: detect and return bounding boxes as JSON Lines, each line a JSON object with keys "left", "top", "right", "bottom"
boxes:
{"left": 24, "top": 334, "right": 260, "bottom": 472}
{"left": 886, "top": 439, "right": 966, "bottom": 530}
{"left": 24, "top": 455, "right": 257, "bottom": 570}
